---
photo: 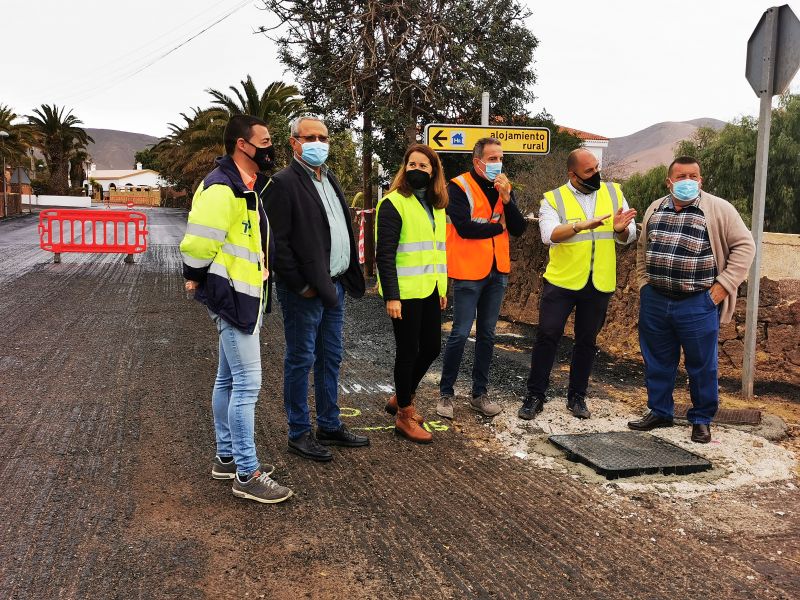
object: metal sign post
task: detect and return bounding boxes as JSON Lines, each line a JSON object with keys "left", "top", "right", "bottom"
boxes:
{"left": 742, "top": 5, "right": 800, "bottom": 398}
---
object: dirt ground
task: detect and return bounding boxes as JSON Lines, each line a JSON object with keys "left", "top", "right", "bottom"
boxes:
{"left": 0, "top": 210, "right": 798, "bottom": 599}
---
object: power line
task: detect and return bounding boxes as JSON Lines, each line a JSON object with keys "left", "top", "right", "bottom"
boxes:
{"left": 19, "top": 0, "right": 238, "bottom": 103}
{"left": 26, "top": 0, "right": 253, "bottom": 108}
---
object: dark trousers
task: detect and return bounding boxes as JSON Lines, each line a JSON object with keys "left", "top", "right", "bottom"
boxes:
{"left": 391, "top": 291, "right": 442, "bottom": 408}
{"left": 526, "top": 280, "right": 612, "bottom": 399}
{"left": 639, "top": 284, "right": 720, "bottom": 424}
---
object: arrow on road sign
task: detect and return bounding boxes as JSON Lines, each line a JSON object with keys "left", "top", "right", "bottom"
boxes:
{"left": 432, "top": 130, "right": 447, "bottom": 147}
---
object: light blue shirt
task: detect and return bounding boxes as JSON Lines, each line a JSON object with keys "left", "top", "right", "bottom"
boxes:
{"left": 295, "top": 158, "right": 351, "bottom": 277}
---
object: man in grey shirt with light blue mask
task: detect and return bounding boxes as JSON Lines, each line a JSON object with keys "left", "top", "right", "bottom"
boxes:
{"left": 264, "top": 116, "right": 368, "bottom": 462}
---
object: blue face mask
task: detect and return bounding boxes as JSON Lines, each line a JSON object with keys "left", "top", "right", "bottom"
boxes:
{"left": 300, "top": 141, "right": 329, "bottom": 167}
{"left": 482, "top": 160, "right": 503, "bottom": 182}
{"left": 671, "top": 179, "right": 700, "bottom": 202}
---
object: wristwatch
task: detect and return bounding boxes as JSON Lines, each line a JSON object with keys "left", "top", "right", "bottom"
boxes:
{"left": 571, "top": 223, "right": 579, "bottom": 234}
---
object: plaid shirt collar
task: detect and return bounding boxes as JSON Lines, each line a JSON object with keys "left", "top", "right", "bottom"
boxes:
{"left": 662, "top": 192, "right": 703, "bottom": 212}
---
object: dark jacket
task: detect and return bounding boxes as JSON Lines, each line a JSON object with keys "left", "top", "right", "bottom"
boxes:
{"left": 264, "top": 159, "right": 365, "bottom": 308}
{"left": 446, "top": 168, "right": 527, "bottom": 239}
{"left": 182, "top": 155, "right": 274, "bottom": 333}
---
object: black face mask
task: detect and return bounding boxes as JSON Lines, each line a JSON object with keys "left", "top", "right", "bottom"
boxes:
{"left": 575, "top": 171, "right": 601, "bottom": 192}
{"left": 245, "top": 141, "right": 275, "bottom": 171}
{"left": 405, "top": 169, "right": 431, "bottom": 190}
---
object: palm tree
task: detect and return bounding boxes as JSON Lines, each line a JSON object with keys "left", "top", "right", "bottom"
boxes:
{"left": 152, "top": 107, "right": 227, "bottom": 191}
{"left": 152, "top": 78, "right": 307, "bottom": 192}
{"left": 27, "top": 104, "right": 93, "bottom": 195}
{"left": 69, "top": 147, "right": 90, "bottom": 192}
{"left": 0, "top": 104, "right": 34, "bottom": 168}
{"left": 206, "top": 76, "right": 305, "bottom": 121}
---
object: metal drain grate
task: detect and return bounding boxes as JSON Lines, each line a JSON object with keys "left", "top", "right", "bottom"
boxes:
{"left": 673, "top": 404, "right": 762, "bottom": 425}
{"left": 549, "top": 431, "right": 712, "bottom": 480}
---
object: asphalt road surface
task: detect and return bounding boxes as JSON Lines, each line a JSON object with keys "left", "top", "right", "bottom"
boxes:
{"left": 0, "top": 209, "right": 796, "bottom": 599}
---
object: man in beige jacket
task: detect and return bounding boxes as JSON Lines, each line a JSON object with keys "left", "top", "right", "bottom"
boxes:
{"left": 629, "top": 156, "right": 755, "bottom": 443}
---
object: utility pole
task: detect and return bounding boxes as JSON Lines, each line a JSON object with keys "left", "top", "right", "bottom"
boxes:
{"left": 0, "top": 130, "right": 9, "bottom": 218}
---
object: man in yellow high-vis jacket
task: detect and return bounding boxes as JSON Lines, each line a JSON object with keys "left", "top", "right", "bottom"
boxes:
{"left": 180, "top": 115, "right": 292, "bottom": 505}
{"left": 519, "top": 148, "right": 637, "bottom": 421}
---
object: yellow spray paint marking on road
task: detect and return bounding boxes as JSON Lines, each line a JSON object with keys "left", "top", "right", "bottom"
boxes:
{"left": 423, "top": 421, "right": 449, "bottom": 432}
{"left": 340, "top": 407, "right": 450, "bottom": 433}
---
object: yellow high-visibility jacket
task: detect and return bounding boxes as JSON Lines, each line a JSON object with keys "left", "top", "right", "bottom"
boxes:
{"left": 180, "top": 155, "right": 270, "bottom": 334}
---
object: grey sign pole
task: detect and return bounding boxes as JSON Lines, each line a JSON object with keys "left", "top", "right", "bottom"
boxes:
{"left": 481, "top": 92, "right": 490, "bottom": 126}
{"left": 742, "top": 4, "right": 800, "bottom": 397}
{"left": 742, "top": 7, "right": 778, "bottom": 398}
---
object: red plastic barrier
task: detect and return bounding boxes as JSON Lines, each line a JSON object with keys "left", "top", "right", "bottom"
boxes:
{"left": 39, "top": 209, "right": 148, "bottom": 263}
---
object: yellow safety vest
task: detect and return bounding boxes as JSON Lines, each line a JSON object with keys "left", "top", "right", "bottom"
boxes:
{"left": 542, "top": 182, "right": 621, "bottom": 293}
{"left": 376, "top": 188, "right": 447, "bottom": 299}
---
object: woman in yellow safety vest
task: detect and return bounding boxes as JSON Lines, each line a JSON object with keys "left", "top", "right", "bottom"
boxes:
{"left": 376, "top": 144, "right": 449, "bottom": 444}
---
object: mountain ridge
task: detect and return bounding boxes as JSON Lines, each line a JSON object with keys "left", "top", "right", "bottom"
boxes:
{"left": 86, "top": 128, "right": 160, "bottom": 170}
{"left": 82, "top": 118, "right": 729, "bottom": 177}
{"left": 606, "top": 118, "right": 726, "bottom": 176}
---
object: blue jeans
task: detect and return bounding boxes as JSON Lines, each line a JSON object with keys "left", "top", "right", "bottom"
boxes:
{"left": 440, "top": 269, "right": 508, "bottom": 398}
{"left": 209, "top": 310, "right": 262, "bottom": 478}
{"left": 276, "top": 280, "right": 345, "bottom": 439}
{"left": 639, "top": 284, "right": 720, "bottom": 424}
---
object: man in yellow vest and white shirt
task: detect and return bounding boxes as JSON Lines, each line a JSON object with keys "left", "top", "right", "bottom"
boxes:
{"left": 519, "top": 148, "right": 637, "bottom": 420}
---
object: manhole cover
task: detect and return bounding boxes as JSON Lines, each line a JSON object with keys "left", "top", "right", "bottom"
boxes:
{"left": 549, "top": 431, "right": 712, "bottom": 480}
{"left": 673, "top": 404, "right": 761, "bottom": 425}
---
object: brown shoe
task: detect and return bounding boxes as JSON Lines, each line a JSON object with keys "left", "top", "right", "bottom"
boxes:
{"left": 395, "top": 406, "right": 433, "bottom": 444}
{"left": 691, "top": 423, "right": 711, "bottom": 444}
{"left": 385, "top": 395, "right": 424, "bottom": 424}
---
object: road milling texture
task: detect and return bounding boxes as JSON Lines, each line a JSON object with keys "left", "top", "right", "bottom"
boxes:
{"left": 0, "top": 209, "right": 797, "bottom": 600}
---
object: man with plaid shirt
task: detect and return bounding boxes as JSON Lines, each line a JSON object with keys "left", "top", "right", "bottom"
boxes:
{"left": 629, "top": 156, "right": 755, "bottom": 443}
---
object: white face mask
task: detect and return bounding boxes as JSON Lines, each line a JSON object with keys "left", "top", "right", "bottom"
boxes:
{"left": 480, "top": 160, "right": 503, "bottom": 181}
{"left": 670, "top": 179, "right": 700, "bottom": 202}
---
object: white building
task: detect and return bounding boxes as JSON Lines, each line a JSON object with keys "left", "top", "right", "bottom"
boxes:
{"left": 84, "top": 162, "right": 162, "bottom": 192}
{"left": 557, "top": 127, "right": 609, "bottom": 167}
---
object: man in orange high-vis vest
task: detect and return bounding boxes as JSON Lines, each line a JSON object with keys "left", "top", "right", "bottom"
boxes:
{"left": 519, "top": 148, "right": 637, "bottom": 422}
{"left": 437, "top": 137, "right": 527, "bottom": 419}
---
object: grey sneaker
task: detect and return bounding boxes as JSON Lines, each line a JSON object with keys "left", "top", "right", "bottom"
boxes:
{"left": 212, "top": 456, "right": 274, "bottom": 480}
{"left": 436, "top": 395, "right": 454, "bottom": 419}
{"left": 470, "top": 394, "right": 503, "bottom": 417}
{"left": 232, "top": 469, "right": 293, "bottom": 504}
{"left": 567, "top": 394, "right": 591, "bottom": 419}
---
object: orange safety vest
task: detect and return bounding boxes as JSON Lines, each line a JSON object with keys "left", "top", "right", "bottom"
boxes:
{"left": 446, "top": 172, "right": 510, "bottom": 280}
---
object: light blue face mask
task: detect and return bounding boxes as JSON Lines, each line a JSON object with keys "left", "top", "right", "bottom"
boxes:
{"left": 671, "top": 179, "right": 700, "bottom": 202}
{"left": 482, "top": 160, "right": 503, "bottom": 182}
{"left": 301, "top": 141, "right": 329, "bottom": 167}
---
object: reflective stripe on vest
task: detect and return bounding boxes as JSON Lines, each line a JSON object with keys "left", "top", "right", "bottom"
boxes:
{"left": 446, "top": 172, "right": 510, "bottom": 280}
{"left": 542, "top": 182, "right": 619, "bottom": 292}
{"left": 376, "top": 189, "right": 447, "bottom": 300}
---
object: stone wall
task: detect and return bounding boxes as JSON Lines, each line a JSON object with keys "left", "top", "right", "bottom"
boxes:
{"left": 501, "top": 220, "right": 800, "bottom": 384}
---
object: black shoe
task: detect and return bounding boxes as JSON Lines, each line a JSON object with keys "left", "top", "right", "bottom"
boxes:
{"left": 627, "top": 412, "right": 674, "bottom": 431}
{"left": 316, "top": 424, "right": 370, "bottom": 447}
{"left": 288, "top": 431, "right": 334, "bottom": 462}
{"left": 567, "top": 393, "right": 591, "bottom": 419}
{"left": 691, "top": 423, "right": 711, "bottom": 444}
{"left": 518, "top": 395, "right": 544, "bottom": 420}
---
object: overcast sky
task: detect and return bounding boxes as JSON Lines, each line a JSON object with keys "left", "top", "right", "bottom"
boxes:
{"left": 2, "top": 0, "right": 797, "bottom": 139}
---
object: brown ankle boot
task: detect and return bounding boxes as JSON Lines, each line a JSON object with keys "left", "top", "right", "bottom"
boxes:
{"left": 395, "top": 406, "right": 433, "bottom": 444}
{"left": 385, "top": 395, "right": 424, "bottom": 424}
